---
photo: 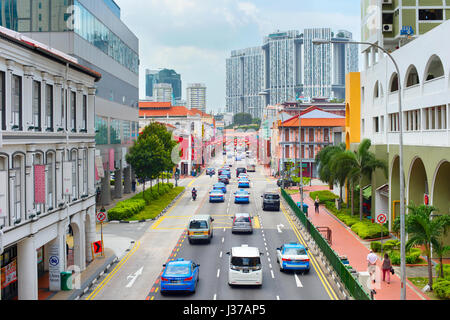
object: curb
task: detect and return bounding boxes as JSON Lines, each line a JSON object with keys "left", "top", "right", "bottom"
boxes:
{"left": 107, "top": 188, "right": 186, "bottom": 224}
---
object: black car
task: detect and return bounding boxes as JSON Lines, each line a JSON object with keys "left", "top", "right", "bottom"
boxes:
{"left": 206, "top": 168, "right": 215, "bottom": 175}
{"left": 218, "top": 175, "right": 230, "bottom": 184}
{"left": 236, "top": 167, "right": 247, "bottom": 178}
{"left": 261, "top": 192, "right": 280, "bottom": 211}
{"left": 276, "top": 179, "right": 295, "bottom": 188}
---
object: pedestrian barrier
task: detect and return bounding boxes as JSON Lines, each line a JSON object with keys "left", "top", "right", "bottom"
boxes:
{"left": 281, "top": 188, "right": 371, "bottom": 300}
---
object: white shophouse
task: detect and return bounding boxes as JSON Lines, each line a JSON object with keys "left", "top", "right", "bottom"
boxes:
{"left": 0, "top": 27, "right": 100, "bottom": 300}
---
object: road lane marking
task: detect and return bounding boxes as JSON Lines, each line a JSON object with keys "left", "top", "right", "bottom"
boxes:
{"left": 268, "top": 257, "right": 271, "bottom": 263}
{"left": 126, "top": 266, "right": 144, "bottom": 288}
{"left": 220, "top": 251, "right": 223, "bottom": 258}
{"left": 217, "top": 269, "right": 220, "bottom": 278}
{"left": 213, "top": 294, "right": 217, "bottom": 300}
{"left": 271, "top": 270, "right": 275, "bottom": 278}
{"left": 151, "top": 296, "right": 155, "bottom": 300}
{"left": 277, "top": 295, "right": 280, "bottom": 300}
{"left": 269, "top": 264, "right": 272, "bottom": 269}
{"left": 222, "top": 237, "right": 225, "bottom": 243}
{"left": 276, "top": 224, "right": 285, "bottom": 233}
{"left": 86, "top": 241, "right": 140, "bottom": 300}
{"left": 294, "top": 273, "right": 303, "bottom": 288}
{"left": 280, "top": 202, "right": 338, "bottom": 300}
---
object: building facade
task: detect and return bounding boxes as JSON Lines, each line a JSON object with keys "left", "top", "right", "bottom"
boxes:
{"left": 0, "top": 0, "right": 141, "bottom": 207}
{"left": 0, "top": 27, "right": 100, "bottom": 300}
{"left": 145, "top": 69, "right": 159, "bottom": 99}
{"left": 145, "top": 68, "right": 182, "bottom": 101}
{"left": 187, "top": 83, "right": 206, "bottom": 112}
{"left": 351, "top": 20, "right": 450, "bottom": 250}
{"left": 153, "top": 83, "right": 173, "bottom": 103}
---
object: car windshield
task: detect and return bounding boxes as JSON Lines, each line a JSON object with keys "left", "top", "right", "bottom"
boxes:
{"left": 235, "top": 216, "right": 250, "bottom": 222}
{"left": 231, "top": 257, "right": 261, "bottom": 267}
{"left": 165, "top": 265, "right": 190, "bottom": 275}
{"left": 265, "top": 194, "right": 280, "bottom": 200}
{"left": 284, "top": 248, "right": 307, "bottom": 255}
{"left": 189, "top": 220, "right": 208, "bottom": 229}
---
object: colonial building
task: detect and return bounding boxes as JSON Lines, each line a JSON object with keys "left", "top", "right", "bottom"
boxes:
{"left": 0, "top": 27, "right": 100, "bottom": 299}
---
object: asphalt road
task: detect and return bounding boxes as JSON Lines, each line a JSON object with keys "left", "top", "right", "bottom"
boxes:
{"left": 83, "top": 153, "right": 338, "bottom": 301}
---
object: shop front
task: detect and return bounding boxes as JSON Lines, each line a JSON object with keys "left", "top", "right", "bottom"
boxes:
{"left": 1, "top": 245, "right": 18, "bottom": 300}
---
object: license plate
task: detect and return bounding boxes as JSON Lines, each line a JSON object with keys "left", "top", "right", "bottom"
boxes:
{"left": 170, "top": 280, "right": 181, "bottom": 283}
{"left": 243, "top": 269, "right": 249, "bottom": 273}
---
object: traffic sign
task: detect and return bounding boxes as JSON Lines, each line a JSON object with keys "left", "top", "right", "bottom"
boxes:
{"left": 376, "top": 213, "right": 387, "bottom": 224}
{"left": 92, "top": 241, "right": 103, "bottom": 255}
{"left": 96, "top": 211, "right": 107, "bottom": 223}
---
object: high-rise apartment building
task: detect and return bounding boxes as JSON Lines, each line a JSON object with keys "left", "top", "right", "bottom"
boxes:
{"left": 187, "top": 83, "right": 206, "bottom": 112}
{"left": 153, "top": 83, "right": 173, "bottom": 102}
{"left": 145, "top": 69, "right": 159, "bottom": 98}
{"left": 0, "top": 0, "right": 140, "bottom": 206}
{"left": 361, "top": 0, "right": 450, "bottom": 69}
{"left": 225, "top": 47, "right": 264, "bottom": 118}
{"left": 227, "top": 28, "right": 358, "bottom": 117}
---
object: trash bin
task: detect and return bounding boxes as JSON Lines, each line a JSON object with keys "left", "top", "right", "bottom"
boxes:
{"left": 61, "top": 271, "right": 72, "bottom": 291}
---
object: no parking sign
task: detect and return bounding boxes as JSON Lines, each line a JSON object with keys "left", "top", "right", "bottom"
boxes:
{"left": 376, "top": 213, "right": 387, "bottom": 224}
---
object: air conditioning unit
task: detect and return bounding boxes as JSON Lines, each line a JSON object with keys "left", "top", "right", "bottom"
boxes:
{"left": 383, "top": 24, "right": 393, "bottom": 32}
{"left": 382, "top": 0, "right": 392, "bottom": 4}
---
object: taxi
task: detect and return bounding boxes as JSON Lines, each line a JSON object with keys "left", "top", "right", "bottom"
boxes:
{"left": 276, "top": 242, "right": 310, "bottom": 273}
{"left": 234, "top": 189, "right": 250, "bottom": 204}
{"left": 160, "top": 259, "right": 200, "bottom": 294}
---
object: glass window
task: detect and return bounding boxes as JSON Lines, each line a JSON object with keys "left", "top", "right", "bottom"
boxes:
{"left": 419, "top": 9, "right": 443, "bottom": 21}
{"left": 122, "top": 120, "right": 131, "bottom": 144}
{"left": 82, "top": 149, "right": 88, "bottom": 195}
{"left": 95, "top": 115, "right": 108, "bottom": 145}
{"left": 13, "top": 155, "right": 22, "bottom": 222}
{"left": 110, "top": 118, "right": 121, "bottom": 144}
{"left": 70, "top": 91, "right": 76, "bottom": 131}
{"left": 46, "top": 84, "right": 53, "bottom": 130}
{"left": 82, "top": 95, "right": 87, "bottom": 131}
{"left": 71, "top": 150, "right": 77, "bottom": 200}
{"left": 11, "top": 75, "right": 22, "bottom": 130}
{"left": 46, "top": 152, "right": 54, "bottom": 210}
{"left": 32, "top": 80, "right": 41, "bottom": 129}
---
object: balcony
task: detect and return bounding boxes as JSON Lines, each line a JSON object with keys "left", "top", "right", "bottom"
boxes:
{"left": 423, "top": 76, "right": 446, "bottom": 96}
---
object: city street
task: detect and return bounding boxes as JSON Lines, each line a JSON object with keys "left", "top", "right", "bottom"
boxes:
{"left": 82, "top": 153, "right": 338, "bottom": 301}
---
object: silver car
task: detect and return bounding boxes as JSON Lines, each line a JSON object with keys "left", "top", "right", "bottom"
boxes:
{"left": 231, "top": 213, "right": 253, "bottom": 234}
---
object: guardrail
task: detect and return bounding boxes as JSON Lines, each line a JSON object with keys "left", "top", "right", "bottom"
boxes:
{"left": 281, "top": 188, "right": 371, "bottom": 300}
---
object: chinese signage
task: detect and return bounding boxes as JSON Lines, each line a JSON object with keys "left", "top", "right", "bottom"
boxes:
{"left": 1, "top": 259, "right": 17, "bottom": 289}
{"left": 34, "top": 165, "right": 46, "bottom": 204}
{"left": 63, "top": 162, "right": 73, "bottom": 195}
{"left": 95, "top": 155, "right": 104, "bottom": 179}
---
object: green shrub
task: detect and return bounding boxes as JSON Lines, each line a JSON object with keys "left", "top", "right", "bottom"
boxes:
{"left": 433, "top": 278, "right": 450, "bottom": 300}
{"left": 351, "top": 220, "right": 389, "bottom": 239}
{"left": 310, "top": 190, "right": 338, "bottom": 204}
{"left": 108, "top": 198, "right": 146, "bottom": 221}
{"left": 371, "top": 241, "right": 382, "bottom": 252}
{"left": 383, "top": 240, "right": 401, "bottom": 252}
{"left": 406, "top": 248, "right": 422, "bottom": 264}
{"left": 390, "top": 251, "right": 401, "bottom": 265}
{"left": 436, "top": 264, "right": 450, "bottom": 278}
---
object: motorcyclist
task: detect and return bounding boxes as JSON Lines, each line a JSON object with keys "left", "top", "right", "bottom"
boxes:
{"left": 192, "top": 187, "right": 197, "bottom": 200}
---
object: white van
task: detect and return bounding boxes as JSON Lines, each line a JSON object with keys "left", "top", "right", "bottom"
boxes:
{"left": 227, "top": 245, "right": 263, "bottom": 286}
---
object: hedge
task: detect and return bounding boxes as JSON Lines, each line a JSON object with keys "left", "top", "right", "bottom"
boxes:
{"left": 351, "top": 220, "right": 389, "bottom": 239}
{"left": 389, "top": 248, "right": 422, "bottom": 265}
{"left": 436, "top": 264, "right": 450, "bottom": 278}
{"left": 310, "top": 190, "right": 338, "bottom": 204}
{"left": 433, "top": 278, "right": 450, "bottom": 300}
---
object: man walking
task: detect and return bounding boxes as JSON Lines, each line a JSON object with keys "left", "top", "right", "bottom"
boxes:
{"left": 367, "top": 250, "right": 378, "bottom": 283}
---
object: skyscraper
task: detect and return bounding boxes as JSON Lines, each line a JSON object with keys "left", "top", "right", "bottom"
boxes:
{"left": 187, "top": 83, "right": 206, "bottom": 112}
{"left": 153, "top": 83, "right": 173, "bottom": 102}
{"left": 145, "top": 68, "right": 182, "bottom": 100}
{"left": 145, "top": 69, "right": 159, "bottom": 98}
{"left": 226, "top": 47, "right": 264, "bottom": 118}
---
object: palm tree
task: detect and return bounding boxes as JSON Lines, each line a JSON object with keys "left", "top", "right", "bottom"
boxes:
{"left": 433, "top": 241, "right": 450, "bottom": 279}
{"left": 332, "top": 139, "right": 387, "bottom": 221}
{"left": 406, "top": 204, "right": 450, "bottom": 290}
{"left": 315, "top": 143, "right": 346, "bottom": 203}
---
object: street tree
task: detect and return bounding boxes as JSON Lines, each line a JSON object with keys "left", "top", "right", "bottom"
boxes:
{"left": 126, "top": 133, "right": 166, "bottom": 204}
{"left": 406, "top": 204, "right": 450, "bottom": 290}
{"left": 332, "top": 139, "right": 387, "bottom": 220}
{"left": 233, "top": 113, "right": 253, "bottom": 126}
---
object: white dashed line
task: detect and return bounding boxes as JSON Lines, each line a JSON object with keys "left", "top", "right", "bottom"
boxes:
{"left": 217, "top": 269, "right": 220, "bottom": 278}
{"left": 213, "top": 294, "right": 217, "bottom": 300}
{"left": 220, "top": 251, "right": 223, "bottom": 258}
{"left": 276, "top": 296, "right": 280, "bottom": 300}
{"left": 271, "top": 270, "right": 275, "bottom": 278}
{"left": 268, "top": 257, "right": 271, "bottom": 263}
{"left": 269, "top": 264, "right": 272, "bottom": 269}
{"left": 222, "top": 237, "right": 225, "bottom": 243}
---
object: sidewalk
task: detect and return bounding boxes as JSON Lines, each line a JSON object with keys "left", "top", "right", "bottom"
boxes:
{"left": 289, "top": 183, "right": 430, "bottom": 300}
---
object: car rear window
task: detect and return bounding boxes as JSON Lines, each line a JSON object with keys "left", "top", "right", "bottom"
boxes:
{"left": 235, "top": 216, "right": 250, "bottom": 222}
{"left": 265, "top": 194, "right": 280, "bottom": 200}
{"left": 284, "top": 248, "right": 307, "bottom": 255}
{"left": 189, "top": 220, "right": 208, "bottom": 229}
{"left": 231, "top": 257, "right": 261, "bottom": 267}
{"left": 165, "top": 265, "right": 190, "bottom": 275}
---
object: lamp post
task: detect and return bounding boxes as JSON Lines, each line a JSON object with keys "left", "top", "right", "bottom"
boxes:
{"left": 313, "top": 39, "right": 406, "bottom": 300}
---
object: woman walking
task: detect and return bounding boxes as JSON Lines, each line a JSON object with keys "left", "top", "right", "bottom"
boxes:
{"left": 382, "top": 253, "right": 392, "bottom": 284}
{"left": 314, "top": 196, "right": 320, "bottom": 214}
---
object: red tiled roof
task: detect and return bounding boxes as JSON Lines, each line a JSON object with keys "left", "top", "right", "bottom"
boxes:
{"left": 280, "top": 106, "right": 345, "bottom": 127}
{"left": 139, "top": 105, "right": 190, "bottom": 117}
{"left": 139, "top": 101, "right": 172, "bottom": 109}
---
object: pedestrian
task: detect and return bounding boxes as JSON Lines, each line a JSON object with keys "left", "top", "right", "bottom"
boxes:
{"left": 367, "top": 250, "right": 378, "bottom": 283}
{"left": 382, "top": 253, "right": 392, "bottom": 284}
{"left": 314, "top": 196, "right": 320, "bottom": 214}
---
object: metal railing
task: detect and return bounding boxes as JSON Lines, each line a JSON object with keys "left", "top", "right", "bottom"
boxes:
{"left": 281, "top": 188, "right": 371, "bottom": 300}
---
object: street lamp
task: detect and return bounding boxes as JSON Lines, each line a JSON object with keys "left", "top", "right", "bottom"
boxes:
{"left": 313, "top": 39, "right": 407, "bottom": 300}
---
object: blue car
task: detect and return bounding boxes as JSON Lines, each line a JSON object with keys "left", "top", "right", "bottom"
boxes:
{"left": 238, "top": 178, "right": 250, "bottom": 188}
{"left": 213, "top": 183, "right": 227, "bottom": 194}
{"left": 276, "top": 242, "right": 310, "bottom": 273}
{"left": 234, "top": 189, "right": 250, "bottom": 204}
{"left": 221, "top": 170, "right": 231, "bottom": 179}
{"left": 160, "top": 259, "right": 200, "bottom": 294}
{"left": 209, "top": 190, "right": 225, "bottom": 202}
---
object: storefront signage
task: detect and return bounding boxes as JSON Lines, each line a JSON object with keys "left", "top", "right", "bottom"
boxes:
{"left": 34, "top": 165, "right": 46, "bottom": 204}
{"left": 63, "top": 162, "right": 73, "bottom": 195}
{"left": 48, "top": 243, "right": 60, "bottom": 291}
{"left": 1, "top": 259, "right": 17, "bottom": 289}
{"left": 95, "top": 155, "right": 104, "bottom": 179}
{"left": 0, "top": 171, "right": 7, "bottom": 217}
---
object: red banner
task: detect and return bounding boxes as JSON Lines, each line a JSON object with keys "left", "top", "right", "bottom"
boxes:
{"left": 1, "top": 259, "right": 17, "bottom": 289}
{"left": 34, "top": 165, "right": 46, "bottom": 204}
{"left": 109, "top": 149, "right": 115, "bottom": 171}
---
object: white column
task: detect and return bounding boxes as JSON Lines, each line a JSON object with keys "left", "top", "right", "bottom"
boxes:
{"left": 70, "top": 211, "right": 86, "bottom": 271}
{"left": 87, "top": 143, "right": 95, "bottom": 196}
{"left": 23, "top": 66, "right": 35, "bottom": 131}
{"left": 87, "top": 88, "right": 96, "bottom": 135}
{"left": 17, "top": 236, "right": 38, "bottom": 300}
{"left": 54, "top": 77, "right": 63, "bottom": 130}
{"left": 55, "top": 147, "right": 64, "bottom": 206}
{"left": 78, "top": 147, "right": 84, "bottom": 199}
{"left": 76, "top": 84, "right": 84, "bottom": 133}
{"left": 25, "top": 146, "right": 36, "bottom": 220}
{"left": 8, "top": 170, "right": 15, "bottom": 225}
{"left": 85, "top": 206, "right": 96, "bottom": 263}
{"left": 41, "top": 72, "right": 48, "bottom": 132}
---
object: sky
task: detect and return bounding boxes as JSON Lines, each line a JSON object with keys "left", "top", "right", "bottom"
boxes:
{"left": 114, "top": 0, "right": 361, "bottom": 114}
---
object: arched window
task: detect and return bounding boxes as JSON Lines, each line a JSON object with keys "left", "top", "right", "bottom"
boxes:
{"left": 425, "top": 55, "right": 444, "bottom": 81}
{"left": 374, "top": 81, "right": 379, "bottom": 98}
{"left": 0, "top": 155, "right": 8, "bottom": 228}
{"left": 82, "top": 149, "right": 88, "bottom": 196}
{"left": 405, "top": 65, "right": 420, "bottom": 87}
{"left": 46, "top": 152, "right": 55, "bottom": 210}
{"left": 390, "top": 73, "right": 399, "bottom": 92}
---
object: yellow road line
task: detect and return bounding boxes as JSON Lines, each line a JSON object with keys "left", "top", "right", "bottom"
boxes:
{"left": 280, "top": 203, "right": 338, "bottom": 300}
{"left": 150, "top": 296, "right": 155, "bottom": 300}
{"left": 85, "top": 241, "right": 141, "bottom": 300}
{"left": 253, "top": 216, "right": 261, "bottom": 229}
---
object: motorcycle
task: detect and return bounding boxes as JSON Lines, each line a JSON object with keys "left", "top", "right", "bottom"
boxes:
{"left": 192, "top": 190, "right": 197, "bottom": 201}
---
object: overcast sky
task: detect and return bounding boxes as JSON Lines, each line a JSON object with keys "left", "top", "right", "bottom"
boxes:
{"left": 115, "top": 0, "right": 361, "bottom": 114}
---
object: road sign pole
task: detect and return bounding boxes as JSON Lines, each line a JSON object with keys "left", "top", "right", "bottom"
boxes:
{"left": 101, "top": 222, "right": 104, "bottom": 257}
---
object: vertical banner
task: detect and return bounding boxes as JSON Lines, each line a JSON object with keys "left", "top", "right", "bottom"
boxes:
{"left": 95, "top": 155, "right": 104, "bottom": 179}
{"left": 0, "top": 171, "right": 7, "bottom": 217}
{"left": 122, "top": 147, "right": 127, "bottom": 167}
{"left": 109, "top": 149, "right": 115, "bottom": 171}
{"left": 34, "top": 165, "right": 46, "bottom": 204}
{"left": 1, "top": 259, "right": 17, "bottom": 289}
{"left": 48, "top": 243, "right": 61, "bottom": 291}
{"left": 63, "top": 161, "right": 73, "bottom": 195}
